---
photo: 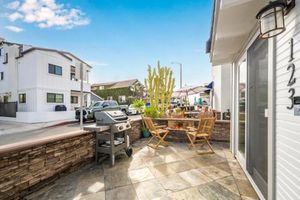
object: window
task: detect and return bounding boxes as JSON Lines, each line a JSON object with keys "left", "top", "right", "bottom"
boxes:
{"left": 102, "top": 102, "right": 109, "bottom": 107}
{"left": 71, "top": 96, "right": 78, "bottom": 104}
{"left": 0, "top": 72, "right": 3, "bottom": 80}
{"left": 93, "top": 102, "right": 100, "bottom": 107}
{"left": 98, "top": 86, "right": 104, "bottom": 90}
{"left": 19, "top": 93, "right": 26, "bottom": 103}
{"left": 118, "top": 95, "right": 126, "bottom": 103}
{"left": 0, "top": 48, "right": 3, "bottom": 56}
{"left": 3, "top": 53, "right": 8, "bottom": 64}
{"left": 70, "top": 66, "right": 76, "bottom": 80}
{"left": 109, "top": 101, "right": 118, "bottom": 107}
{"left": 47, "top": 93, "right": 64, "bottom": 103}
{"left": 48, "top": 64, "right": 62, "bottom": 75}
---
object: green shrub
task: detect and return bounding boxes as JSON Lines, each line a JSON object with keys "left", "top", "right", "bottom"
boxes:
{"left": 132, "top": 99, "right": 145, "bottom": 113}
{"left": 175, "top": 107, "right": 182, "bottom": 113}
{"left": 143, "top": 106, "right": 160, "bottom": 118}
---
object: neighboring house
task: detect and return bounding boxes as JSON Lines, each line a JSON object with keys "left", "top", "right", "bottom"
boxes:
{"left": 211, "top": 64, "right": 231, "bottom": 117}
{"left": 91, "top": 79, "right": 144, "bottom": 104}
{"left": 207, "top": 0, "right": 299, "bottom": 199}
{"left": 0, "top": 38, "right": 91, "bottom": 123}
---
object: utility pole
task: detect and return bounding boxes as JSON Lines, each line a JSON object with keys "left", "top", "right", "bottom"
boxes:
{"left": 171, "top": 62, "right": 183, "bottom": 88}
{"left": 80, "top": 63, "right": 83, "bottom": 130}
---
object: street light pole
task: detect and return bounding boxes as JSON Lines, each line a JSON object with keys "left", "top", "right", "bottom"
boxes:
{"left": 80, "top": 63, "right": 83, "bottom": 130}
{"left": 179, "top": 63, "right": 182, "bottom": 89}
{"left": 171, "top": 62, "right": 183, "bottom": 88}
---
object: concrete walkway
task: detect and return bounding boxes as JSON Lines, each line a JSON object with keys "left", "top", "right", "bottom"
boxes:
{"left": 26, "top": 140, "right": 259, "bottom": 200}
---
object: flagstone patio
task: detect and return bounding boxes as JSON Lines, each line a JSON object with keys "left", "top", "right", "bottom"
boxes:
{"left": 25, "top": 139, "right": 259, "bottom": 200}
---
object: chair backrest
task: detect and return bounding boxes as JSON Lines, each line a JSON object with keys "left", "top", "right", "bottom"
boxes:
{"left": 198, "top": 111, "right": 214, "bottom": 119}
{"left": 197, "top": 118, "right": 215, "bottom": 136}
{"left": 171, "top": 111, "right": 184, "bottom": 118}
{"left": 143, "top": 117, "right": 158, "bottom": 136}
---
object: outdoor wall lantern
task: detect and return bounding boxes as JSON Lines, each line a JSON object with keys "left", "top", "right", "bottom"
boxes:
{"left": 256, "top": 0, "right": 295, "bottom": 39}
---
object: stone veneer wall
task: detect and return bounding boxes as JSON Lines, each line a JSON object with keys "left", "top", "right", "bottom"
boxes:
{"left": 128, "top": 119, "right": 142, "bottom": 143}
{"left": 0, "top": 119, "right": 142, "bottom": 200}
{"left": 0, "top": 132, "right": 95, "bottom": 200}
{"left": 154, "top": 120, "right": 230, "bottom": 143}
{"left": 211, "top": 120, "right": 230, "bottom": 141}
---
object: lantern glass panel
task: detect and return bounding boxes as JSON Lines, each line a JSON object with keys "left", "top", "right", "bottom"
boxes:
{"left": 260, "top": 6, "right": 285, "bottom": 38}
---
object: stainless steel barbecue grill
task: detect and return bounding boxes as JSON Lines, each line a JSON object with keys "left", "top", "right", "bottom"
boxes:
{"left": 84, "top": 110, "right": 133, "bottom": 166}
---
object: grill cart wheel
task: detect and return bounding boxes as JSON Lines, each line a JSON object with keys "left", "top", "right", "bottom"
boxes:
{"left": 125, "top": 148, "right": 133, "bottom": 157}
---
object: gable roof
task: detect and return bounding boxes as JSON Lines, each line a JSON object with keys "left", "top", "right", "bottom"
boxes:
{"left": 16, "top": 47, "right": 72, "bottom": 61}
{"left": 2, "top": 40, "right": 91, "bottom": 68}
{"left": 92, "top": 79, "right": 140, "bottom": 89}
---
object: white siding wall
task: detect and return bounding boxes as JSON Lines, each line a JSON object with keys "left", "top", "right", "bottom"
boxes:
{"left": 0, "top": 44, "right": 19, "bottom": 101}
{"left": 275, "top": 3, "right": 300, "bottom": 199}
{"left": 17, "top": 50, "right": 91, "bottom": 112}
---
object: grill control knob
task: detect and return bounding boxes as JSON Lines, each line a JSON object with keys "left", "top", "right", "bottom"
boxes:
{"left": 126, "top": 124, "right": 130, "bottom": 128}
{"left": 119, "top": 126, "right": 123, "bottom": 130}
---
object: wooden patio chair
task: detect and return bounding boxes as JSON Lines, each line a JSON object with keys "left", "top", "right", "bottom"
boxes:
{"left": 185, "top": 117, "right": 215, "bottom": 154}
{"left": 143, "top": 117, "right": 170, "bottom": 149}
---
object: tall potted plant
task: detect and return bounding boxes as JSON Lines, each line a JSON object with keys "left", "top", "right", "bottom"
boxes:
{"left": 132, "top": 99, "right": 145, "bottom": 114}
{"left": 133, "top": 100, "right": 150, "bottom": 138}
{"left": 144, "top": 61, "right": 175, "bottom": 117}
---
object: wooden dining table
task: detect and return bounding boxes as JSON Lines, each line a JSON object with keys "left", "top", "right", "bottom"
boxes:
{"left": 183, "top": 111, "right": 200, "bottom": 118}
{"left": 154, "top": 117, "right": 200, "bottom": 131}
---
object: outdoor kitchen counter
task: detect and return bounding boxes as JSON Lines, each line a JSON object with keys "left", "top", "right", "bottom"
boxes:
{"left": 0, "top": 129, "right": 90, "bottom": 155}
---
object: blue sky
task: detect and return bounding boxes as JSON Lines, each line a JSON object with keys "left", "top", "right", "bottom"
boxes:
{"left": 0, "top": 0, "right": 212, "bottom": 88}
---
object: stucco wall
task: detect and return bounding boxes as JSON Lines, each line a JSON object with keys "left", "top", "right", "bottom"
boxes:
{"left": 212, "top": 64, "right": 231, "bottom": 114}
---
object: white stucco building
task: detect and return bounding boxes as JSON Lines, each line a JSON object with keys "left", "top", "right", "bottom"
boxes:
{"left": 208, "top": 0, "right": 300, "bottom": 199}
{"left": 0, "top": 38, "right": 91, "bottom": 123}
{"left": 211, "top": 64, "right": 231, "bottom": 116}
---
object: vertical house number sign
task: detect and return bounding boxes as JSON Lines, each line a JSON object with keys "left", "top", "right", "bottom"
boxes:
{"left": 287, "top": 38, "right": 297, "bottom": 110}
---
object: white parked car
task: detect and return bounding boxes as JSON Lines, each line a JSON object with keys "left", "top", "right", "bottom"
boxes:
{"left": 128, "top": 104, "right": 140, "bottom": 115}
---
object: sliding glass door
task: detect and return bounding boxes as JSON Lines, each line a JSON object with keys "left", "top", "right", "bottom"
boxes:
{"left": 237, "top": 59, "right": 247, "bottom": 164}
{"left": 247, "top": 38, "right": 268, "bottom": 198}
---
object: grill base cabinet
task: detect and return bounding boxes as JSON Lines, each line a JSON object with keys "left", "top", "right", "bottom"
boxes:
{"left": 84, "top": 110, "right": 133, "bottom": 166}
{"left": 95, "top": 130, "right": 132, "bottom": 166}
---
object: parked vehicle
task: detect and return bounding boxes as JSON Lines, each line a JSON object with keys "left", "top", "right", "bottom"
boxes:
{"left": 75, "top": 100, "right": 128, "bottom": 122}
{"left": 119, "top": 104, "right": 129, "bottom": 114}
{"left": 128, "top": 104, "right": 140, "bottom": 115}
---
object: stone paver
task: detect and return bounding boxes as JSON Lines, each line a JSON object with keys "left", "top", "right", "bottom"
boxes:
{"left": 158, "top": 174, "right": 191, "bottom": 193}
{"left": 26, "top": 140, "right": 259, "bottom": 200}
{"left": 128, "top": 167, "right": 155, "bottom": 183}
{"left": 179, "top": 169, "right": 212, "bottom": 187}
{"left": 134, "top": 179, "right": 167, "bottom": 200}
{"left": 106, "top": 185, "right": 138, "bottom": 200}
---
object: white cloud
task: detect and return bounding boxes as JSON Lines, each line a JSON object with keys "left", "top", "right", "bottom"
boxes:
{"left": 6, "top": 0, "right": 90, "bottom": 29}
{"left": 8, "top": 12, "right": 23, "bottom": 21}
{"left": 5, "top": 25, "right": 24, "bottom": 32}
{"left": 6, "top": 1, "right": 20, "bottom": 9}
{"left": 86, "top": 61, "right": 110, "bottom": 67}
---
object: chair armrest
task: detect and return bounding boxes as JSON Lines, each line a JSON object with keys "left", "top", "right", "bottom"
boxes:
{"left": 156, "top": 125, "right": 167, "bottom": 129}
